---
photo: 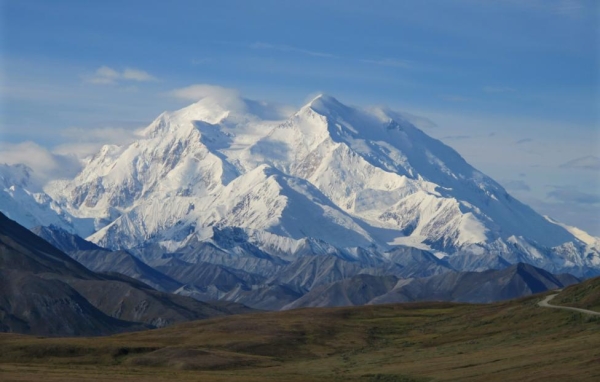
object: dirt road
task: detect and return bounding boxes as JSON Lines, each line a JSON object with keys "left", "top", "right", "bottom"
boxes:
{"left": 538, "top": 294, "right": 600, "bottom": 316}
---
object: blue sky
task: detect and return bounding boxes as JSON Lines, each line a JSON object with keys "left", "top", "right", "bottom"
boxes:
{"left": 1, "top": 0, "right": 599, "bottom": 234}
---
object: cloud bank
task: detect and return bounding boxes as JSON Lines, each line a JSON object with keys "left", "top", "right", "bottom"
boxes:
{"left": 168, "top": 84, "right": 294, "bottom": 120}
{"left": 0, "top": 142, "right": 82, "bottom": 184}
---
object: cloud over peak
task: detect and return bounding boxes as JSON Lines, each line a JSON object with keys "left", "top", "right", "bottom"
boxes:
{"left": 168, "top": 84, "right": 240, "bottom": 101}
{"left": 0, "top": 142, "right": 82, "bottom": 185}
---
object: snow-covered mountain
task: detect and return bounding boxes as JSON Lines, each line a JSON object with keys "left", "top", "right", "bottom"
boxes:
{"left": 4, "top": 94, "right": 600, "bottom": 277}
{"left": 0, "top": 164, "right": 91, "bottom": 234}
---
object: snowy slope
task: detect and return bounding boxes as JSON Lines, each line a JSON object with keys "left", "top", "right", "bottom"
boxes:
{"left": 3, "top": 94, "right": 599, "bottom": 276}
{"left": 0, "top": 164, "right": 93, "bottom": 235}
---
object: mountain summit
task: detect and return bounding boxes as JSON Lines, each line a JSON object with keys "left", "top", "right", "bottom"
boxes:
{"left": 3, "top": 95, "right": 599, "bottom": 277}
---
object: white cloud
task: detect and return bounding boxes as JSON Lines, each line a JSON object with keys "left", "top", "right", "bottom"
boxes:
{"left": 398, "top": 112, "right": 438, "bottom": 129}
{"left": 60, "top": 126, "right": 143, "bottom": 143}
{"left": 85, "top": 66, "right": 157, "bottom": 85}
{"left": 0, "top": 124, "right": 146, "bottom": 185}
{"left": 0, "top": 141, "right": 82, "bottom": 183}
{"left": 52, "top": 142, "right": 107, "bottom": 159}
{"left": 168, "top": 84, "right": 245, "bottom": 112}
{"left": 168, "top": 84, "right": 240, "bottom": 101}
{"left": 168, "top": 84, "right": 294, "bottom": 120}
{"left": 90, "top": 66, "right": 120, "bottom": 84}
{"left": 122, "top": 68, "right": 156, "bottom": 82}
{"left": 55, "top": 126, "right": 144, "bottom": 159}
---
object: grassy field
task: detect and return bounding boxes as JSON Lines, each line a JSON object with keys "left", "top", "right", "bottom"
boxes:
{"left": 553, "top": 276, "right": 600, "bottom": 312}
{"left": 1, "top": 291, "right": 599, "bottom": 381}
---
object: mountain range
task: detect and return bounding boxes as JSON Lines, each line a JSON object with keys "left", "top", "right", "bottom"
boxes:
{"left": 0, "top": 213, "right": 251, "bottom": 336}
{"left": 23, "top": 194, "right": 581, "bottom": 312}
{"left": 1, "top": 94, "right": 599, "bottom": 317}
{"left": 2, "top": 94, "right": 598, "bottom": 274}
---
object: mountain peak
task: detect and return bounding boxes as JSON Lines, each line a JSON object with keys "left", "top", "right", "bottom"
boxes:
{"left": 304, "top": 93, "right": 348, "bottom": 115}
{"left": 156, "top": 95, "right": 291, "bottom": 130}
{"left": 3, "top": 92, "right": 599, "bottom": 278}
{"left": 176, "top": 95, "right": 245, "bottom": 124}
{"left": 308, "top": 93, "right": 337, "bottom": 103}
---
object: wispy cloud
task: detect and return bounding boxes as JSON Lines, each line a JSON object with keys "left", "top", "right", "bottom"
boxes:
{"left": 55, "top": 126, "right": 144, "bottom": 158}
{"left": 524, "top": 195, "right": 600, "bottom": 235}
{"left": 360, "top": 58, "right": 412, "bottom": 68}
{"left": 442, "top": 135, "right": 472, "bottom": 140}
{"left": 440, "top": 95, "right": 471, "bottom": 102}
{"left": 250, "top": 42, "right": 336, "bottom": 58}
{"left": 249, "top": 42, "right": 419, "bottom": 73}
{"left": 121, "top": 68, "right": 156, "bottom": 82}
{"left": 87, "top": 66, "right": 119, "bottom": 84}
{"left": 399, "top": 112, "right": 438, "bottom": 129}
{"left": 515, "top": 138, "right": 533, "bottom": 144}
{"left": 167, "top": 84, "right": 295, "bottom": 120}
{"left": 483, "top": 86, "right": 516, "bottom": 93}
{"left": 547, "top": 186, "right": 600, "bottom": 205}
{"left": 503, "top": 179, "right": 531, "bottom": 191}
{"left": 85, "top": 66, "right": 157, "bottom": 85}
{"left": 441, "top": 131, "right": 496, "bottom": 141}
{"left": 559, "top": 155, "right": 600, "bottom": 171}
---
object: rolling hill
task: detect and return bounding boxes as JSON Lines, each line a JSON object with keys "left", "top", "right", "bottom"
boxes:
{"left": 0, "top": 284, "right": 598, "bottom": 381}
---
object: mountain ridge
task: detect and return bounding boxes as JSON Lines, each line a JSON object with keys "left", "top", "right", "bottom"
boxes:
{"left": 0, "top": 212, "right": 252, "bottom": 336}
{"left": 2, "top": 94, "right": 599, "bottom": 277}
